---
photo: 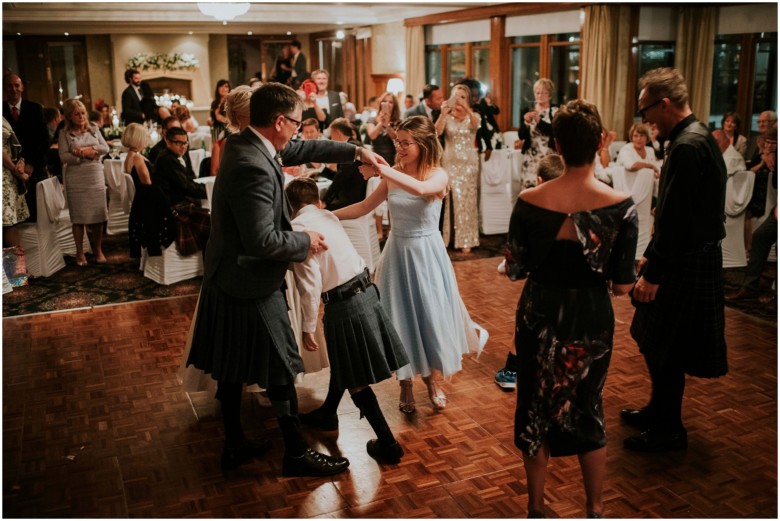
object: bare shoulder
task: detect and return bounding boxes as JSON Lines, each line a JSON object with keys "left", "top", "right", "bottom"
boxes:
{"left": 595, "top": 180, "right": 632, "bottom": 206}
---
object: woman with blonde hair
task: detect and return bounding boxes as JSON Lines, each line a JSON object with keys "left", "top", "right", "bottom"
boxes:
{"left": 210, "top": 85, "right": 257, "bottom": 176}
{"left": 58, "top": 98, "right": 109, "bottom": 265}
{"left": 333, "top": 116, "right": 482, "bottom": 414}
{"left": 121, "top": 122, "right": 152, "bottom": 186}
{"left": 518, "top": 78, "right": 558, "bottom": 190}
{"left": 435, "top": 83, "right": 481, "bottom": 254}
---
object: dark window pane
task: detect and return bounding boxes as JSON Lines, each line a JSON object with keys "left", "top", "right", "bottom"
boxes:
{"left": 472, "top": 47, "right": 490, "bottom": 93}
{"left": 550, "top": 44, "right": 579, "bottom": 105}
{"left": 750, "top": 36, "right": 778, "bottom": 131}
{"left": 550, "top": 32, "right": 580, "bottom": 43}
{"left": 425, "top": 46, "right": 441, "bottom": 86}
{"left": 634, "top": 43, "right": 675, "bottom": 122}
{"left": 448, "top": 49, "right": 466, "bottom": 89}
{"left": 513, "top": 35, "right": 541, "bottom": 44}
{"left": 511, "top": 46, "right": 540, "bottom": 128}
{"left": 709, "top": 39, "right": 742, "bottom": 129}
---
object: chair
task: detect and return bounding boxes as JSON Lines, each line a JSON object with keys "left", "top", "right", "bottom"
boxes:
{"left": 188, "top": 148, "right": 206, "bottom": 178}
{"left": 611, "top": 166, "right": 655, "bottom": 261}
{"left": 142, "top": 243, "right": 204, "bottom": 285}
{"left": 480, "top": 148, "right": 514, "bottom": 235}
{"left": 502, "top": 130, "right": 519, "bottom": 149}
{"left": 341, "top": 177, "right": 382, "bottom": 273}
{"left": 609, "top": 140, "right": 626, "bottom": 162}
{"left": 104, "top": 158, "right": 134, "bottom": 235}
{"left": 723, "top": 170, "right": 757, "bottom": 268}
{"left": 16, "top": 177, "right": 67, "bottom": 277}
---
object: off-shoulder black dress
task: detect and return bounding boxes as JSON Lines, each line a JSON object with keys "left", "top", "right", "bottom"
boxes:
{"left": 505, "top": 197, "right": 638, "bottom": 457}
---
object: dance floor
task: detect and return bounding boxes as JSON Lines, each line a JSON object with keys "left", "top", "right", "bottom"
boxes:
{"left": 3, "top": 257, "right": 777, "bottom": 518}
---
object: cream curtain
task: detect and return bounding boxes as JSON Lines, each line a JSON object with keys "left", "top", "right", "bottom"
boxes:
{"left": 675, "top": 7, "right": 718, "bottom": 124}
{"left": 405, "top": 25, "right": 426, "bottom": 101}
{"left": 580, "top": 4, "right": 632, "bottom": 137}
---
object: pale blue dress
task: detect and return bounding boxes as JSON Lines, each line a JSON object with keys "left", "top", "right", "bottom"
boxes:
{"left": 375, "top": 188, "right": 481, "bottom": 380}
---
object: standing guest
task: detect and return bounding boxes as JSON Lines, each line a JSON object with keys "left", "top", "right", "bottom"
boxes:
{"left": 504, "top": 100, "right": 637, "bottom": 519}
{"left": 403, "top": 94, "right": 415, "bottom": 111}
{"left": 616, "top": 123, "right": 662, "bottom": 262}
{"left": 494, "top": 153, "right": 565, "bottom": 391}
{"left": 3, "top": 73, "right": 49, "bottom": 222}
{"left": 173, "top": 105, "right": 198, "bottom": 133}
{"left": 272, "top": 45, "right": 293, "bottom": 85}
{"left": 366, "top": 92, "right": 401, "bottom": 240}
{"left": 121, "top": 69, "right": 152, "bottom": 124}
{"left": 334, "top": 116, "right": 482, "bottom": 414}
{"left": 649, "top": 123, "right": 665, "bottom": 161}
{"left": 44, "top": 107, "right": 63, "bottom": 143}
{"left": 299, "top": 79, "right": 328, "bottom": 131}
{"left": 289, "top": 40, "right": 308, "bottom": 90}
{"left": 2, "top": 117, "right": 30, "bottom": 249}
{"left": 210, "top": 85, "right": 257, "bottom": 177}
{"left": 321, "top": 117, "right": 367, "bottom": 209}
{"left": 284, "top": 117, "right": 325, "bottom": 179}
{"left": 311, "top": 69, "right": 343, "bottom": 127}
{"left": 624, "top": 67, "right": 728, "bottom": 453}
{"left": 518, "top": 78, "right": 559, "bottom": 190}
{"left": 286, "top": 177, "right": 408, "bottom": 463}
{"left": 209, "top": 79, "right": 231, "bottom": 144}
{"left": 185, "top": 82, "right": 386, "bottom": 475}
{"left": 712, "top": 111, "right": 747, "bottom": 158}
{"left": 403, "top": 84, "right": 443, "bottom": 122}
{"left": 435, "top": 84, "right": 481, "bottom": 254}
{"left": 458, "top": 78, "right": 500, "bottom": 160}
{"left": 58, "top": 98, "right": 109, "bottom": 266}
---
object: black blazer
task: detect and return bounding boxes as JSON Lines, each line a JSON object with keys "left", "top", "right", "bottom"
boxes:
{"left": 291, "top": 52, "right": 308, "bottom": 89}
{"left": 322, "top": 138, "right": 367, "bottom": 211}
{"left": 323, "top": 90, "right": 344, "bottom": 127}
{"left": 205, "top": 128, "right": 356, "bottom": 299}
{"left": 152, "top": 148, "right": 205, "bottom": 206}
{"left": 148, "top": 139, "right": 194, "bottom": 173}
{"left": 3, "top": 100, "right": 48, "bottom": 174}
{"left": 121, "top": 82, "right": 154, "bottom": 124}
{"left": 403, "top": 102, "right": 429, "bottom": 120}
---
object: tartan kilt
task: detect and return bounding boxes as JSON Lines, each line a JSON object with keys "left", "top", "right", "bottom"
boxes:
{"left": 630, "top": 246, "right": 727, "bottom": 378}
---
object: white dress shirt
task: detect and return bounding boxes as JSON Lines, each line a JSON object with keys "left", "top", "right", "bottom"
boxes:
{"left": 291, "top": 204, "right": 366, "bottom": 333}
{"left": 248, "top": 126, "right": 277, "bottom": 159}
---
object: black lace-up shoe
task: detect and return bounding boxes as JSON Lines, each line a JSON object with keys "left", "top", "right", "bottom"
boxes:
{"left": 282, "top": 449, "right": 350, "bottom": 477}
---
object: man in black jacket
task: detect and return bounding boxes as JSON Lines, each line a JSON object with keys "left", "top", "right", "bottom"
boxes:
{"left": 152, "top": 127, "right": 203, "bottom": 206}
{"left": 625, "top": 67, "right": 728, "bottom": 453}
{"left": 3, "top": 73, "right": 50, "bottom": 222}
{"left": 148, "top": 116, "right": 195, "bottom": 174}
{"left": 121, "top": 69, "right": 155, "bottom": 124}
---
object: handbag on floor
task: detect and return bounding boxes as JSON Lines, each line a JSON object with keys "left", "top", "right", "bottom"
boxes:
{"left": 3, "top": 246, "right": 29, "bottom": 287}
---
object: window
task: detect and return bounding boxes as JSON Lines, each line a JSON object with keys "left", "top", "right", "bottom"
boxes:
{"left": 425, "top": 44, "right": 442, "bottom": 86}
{"left": 509, "top": 33, "right": 580, "bottom": 129}
{"left": 425, "top": 41, "right": 490, "bottom": 95}
{"left": 709, "top": 32, "right": 777, "bottom": 133}
{"left": 633, "top": 42, "right": 675, "bottom": 122}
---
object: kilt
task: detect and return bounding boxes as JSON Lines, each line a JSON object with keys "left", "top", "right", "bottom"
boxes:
{"left": 323, "top": 283, "right": 409, "bottom": 390}
{"left": 172, "top": 202, "right": 211, "bottom": 257}
{"left": 186, "top": 280, "right": 303, "bottom": 387}
{"left": 630, "top": 245, "right": 727, "bottom": 378}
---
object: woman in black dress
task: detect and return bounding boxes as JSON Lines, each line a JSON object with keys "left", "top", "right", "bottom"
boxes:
{"left": 504, "top": 100, "right": 638, "bottom": 518}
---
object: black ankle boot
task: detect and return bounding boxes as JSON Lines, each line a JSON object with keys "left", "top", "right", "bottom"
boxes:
{"left": 351, "top": 388, "right": 403, "bottom": 463}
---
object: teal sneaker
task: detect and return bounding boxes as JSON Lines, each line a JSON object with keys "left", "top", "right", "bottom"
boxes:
{"left": 495, "top": 368, "right": 516, "bottom": 390}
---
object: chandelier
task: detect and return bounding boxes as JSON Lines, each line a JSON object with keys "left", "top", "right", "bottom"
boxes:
{"left": 197, "top": 3, "right": 250, "bottom": 24}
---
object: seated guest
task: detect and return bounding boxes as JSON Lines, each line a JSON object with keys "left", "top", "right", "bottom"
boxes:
{"left": 44, "top": 107, "right": 62, "bottom": 144}
{"left": 746, "top": 111, "right": 777, "bottom": 169}
{"left": 712, "top": 112, "right": 747, "bottom": 158}
{"left": 649, "top": 123, "right": 665, "bottom": 161}
{"left": 152, "top": 126, "right": 209, "bottom": 256}
{"left": 148, "top": 116, "right": 194, "bottom": 173}
{"left": 321, "top": 118, "right": 367, "bottom": 210}
{"left": 121, "top": 123, "right": 152, "bottom": 187}
{"left": 598, "top": 128, "right": 617, "bottom": 168}
{"left": 173, "top": 105, "right": 199, "bottom": 133}
{"left": 152, "top": 127, "right": 204, "bottom": 203}
{"left": 284, "top": 118, "right": 326, "bottom": 179}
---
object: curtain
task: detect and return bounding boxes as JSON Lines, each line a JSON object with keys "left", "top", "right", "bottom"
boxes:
{"left": 675, "top": 7, "right": 718, "bottom": 124}
{"left": 580, "top": 5, "right": 632, "bottom": 136}
{"left": 405, "top": 25, "right": 426, "bottom": 101}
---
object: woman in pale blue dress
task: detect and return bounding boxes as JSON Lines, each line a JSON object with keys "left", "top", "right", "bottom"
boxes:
{"left": 334, "top": 116, "right": 482, "bottom": 413}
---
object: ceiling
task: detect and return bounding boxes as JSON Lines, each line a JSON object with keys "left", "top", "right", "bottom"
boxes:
{"left": 2, "top": 2, "right": 494, "bottom": 35}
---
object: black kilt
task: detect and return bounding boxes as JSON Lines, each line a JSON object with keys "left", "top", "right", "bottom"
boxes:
{"left": 186, "top": 280, "right": 303, "bottom": 387}
{"left": 323, "top": 284, "right": 409, "bottom": 390}
{"left": 630, "top": 246, "right": 727, "bottom": 378}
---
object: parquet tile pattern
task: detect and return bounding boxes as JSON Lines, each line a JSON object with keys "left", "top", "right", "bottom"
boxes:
{"left": 3, "top": 257, "right": 777, "bottom": 518}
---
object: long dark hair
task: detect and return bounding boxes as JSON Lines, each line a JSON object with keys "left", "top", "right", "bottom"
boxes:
{"left": 211, "top": 79, "right": 230, "bottom": 110}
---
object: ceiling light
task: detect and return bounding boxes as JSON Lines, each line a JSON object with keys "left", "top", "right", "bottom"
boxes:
{"left": 188, "top": 31, "right": 193, "bottom": 35}
{"left": 247, "top": 31, "right": 253, "bottom": 35}
{"left": 336, "top": 30, "right": 345, "bottom": 39}
{"left": 286, "top": 31, "right": 292, "bottom": 36}
{"left": 64, "top": 32, "right": 69, "bottom": 36}
{"left": 197, "top": 2, "right": 250, "bottom": 22}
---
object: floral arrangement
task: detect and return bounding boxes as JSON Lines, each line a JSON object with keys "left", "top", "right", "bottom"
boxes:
{"left": 126, "top": 52, "right": 199, "bottom": 72}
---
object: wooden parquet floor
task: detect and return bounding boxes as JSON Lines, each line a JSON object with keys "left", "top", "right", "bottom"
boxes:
{"left": 3, "top": 257, "right": 777, "bottom": 518}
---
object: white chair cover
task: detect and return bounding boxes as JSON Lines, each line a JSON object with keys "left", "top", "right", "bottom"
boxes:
{"left": 104, "top": 158, "right": 131, "bottom": 235}
{"left": 188, "top": 132, "right": 212, "bottom": 152}
{"left": 142, "top": 243, "right": 203, "bottom": 285}
{"left": 609, "top": 141, "right": 627, "bottom": 162}
{"left": 479, "top": 148, "right": 514, "bottom": 235}
{"left": 341, "top": 177, "right": 382, "bottom": 273}
{"left": 611, "top": 166, "right": 655, "bottom": 261}
{"left": 722, "top": 170, "right": 757, "bottom": 268}
{"left": 188, "top": 148, "right": 206, "bottom": 178}
{"left": 502, "top": 130, "right": 519, "bottom": 149}
{"left": 17, "top": 177, "right": 67, "bottom": 277}
{"left": 194, "top": 176, "right": 215, "bottom": 210}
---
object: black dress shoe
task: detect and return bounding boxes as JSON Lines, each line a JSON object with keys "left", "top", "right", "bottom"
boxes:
{"left": 299, "top": 408, "right": 339, "bottom": 431}
{"left": 282, "top": 448, "right": 350, "bottom": 477}
{"left": 366, "top": 439, "right": 404, "bottom": 464}
{"left": 620, "top": 407, "right": 654, "bottom": 430}
{"left": 623, "top": 428, "right": 687, "bottom": 453}
{"left": 221, "top": 437, "right": 273, "bottom": 470}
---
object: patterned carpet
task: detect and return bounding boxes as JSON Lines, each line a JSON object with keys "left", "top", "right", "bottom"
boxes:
{"left": 2, "top": 231, "right": 508, "bottom": 318}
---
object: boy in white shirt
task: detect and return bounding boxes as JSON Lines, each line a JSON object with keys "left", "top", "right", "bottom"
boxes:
{"left": 286, "top": 178, "right": 408, "bottom": 463}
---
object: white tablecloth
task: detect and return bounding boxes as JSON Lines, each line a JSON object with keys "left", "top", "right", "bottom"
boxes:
{"left": 194, "top": 176, "right": 216, "bottom": 209}
{"left": 188, "top": 132, "right": 212, "bottom": 153}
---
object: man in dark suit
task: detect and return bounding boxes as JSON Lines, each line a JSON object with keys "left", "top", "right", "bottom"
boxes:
{"left": 186, "top": 82, "right": 386, "bottom": 476}
{"left": 3, "top": 73, "right": 50, "bottom": 222}
{"left": 403, "top": 83, "right": 443, "bottom": 122}
{"left": 289, "top": 40, "right": 307, "bottom": 90}
{"left": 624, "top": 68, "right": 728, "bottom": 453}
{"left": 148, "top": 116, "right": 194, "bottom": 174}
{"left": 121, "top": 69, "right": 154, "bottom": 124}
{"left": 310, "top": 69, "right": 343, "bottom": 127}
{"left": 152, "top": 127, "right": 204, "bottom": 206}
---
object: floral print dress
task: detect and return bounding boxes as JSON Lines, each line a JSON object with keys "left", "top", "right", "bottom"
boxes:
{"left": 2, "top": 117, "right": 29, "bottom": 226}
{"left": 505, "top": 197, "right": 638, "bottom": 457}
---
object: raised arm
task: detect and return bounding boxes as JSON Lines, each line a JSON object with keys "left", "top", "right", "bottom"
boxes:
{"left": 371, "top": 164, "right": 448, "bottom": 197}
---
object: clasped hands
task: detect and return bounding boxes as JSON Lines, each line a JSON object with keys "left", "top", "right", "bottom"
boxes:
{"left": 73, "top": 146, "right": 97, "bottom": 160}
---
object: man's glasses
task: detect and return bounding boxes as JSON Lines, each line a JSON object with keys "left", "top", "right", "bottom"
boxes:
{"left": 638, "top": 98, "right": 664, "bottom": 119}
{"left": 393, "top": 140, "right": 416, "bottom": 150}
{"left": 283, "top": 115, "right": 302, "bottom": 129}
{"left": 169, "top": 140, "right": 189, "bottom": 146}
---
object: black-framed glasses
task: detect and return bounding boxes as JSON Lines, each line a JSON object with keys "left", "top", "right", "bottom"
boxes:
{"left": 283, "top": 115, "right": 302, "bottom": 129}
{"left": 393, "top": 140, "right": 416, "bottom": 150}
{"left": 638, "top": 98, "right": 664, "bottom": 119}
{"left": 169, "top": 139, "right": 189, "bottom": 146}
